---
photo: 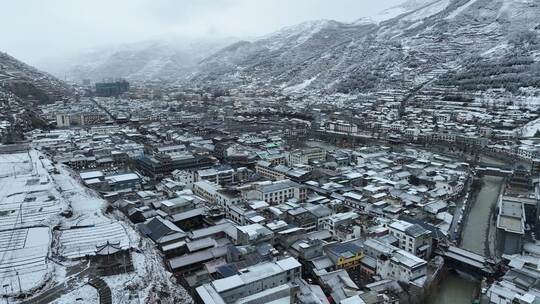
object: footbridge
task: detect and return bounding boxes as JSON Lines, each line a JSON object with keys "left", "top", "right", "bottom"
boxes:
{"left": 437, "top": 245, "right": 498, "bottom": 278}
{"left": 475, "top": 162, "right": 513, "bottom": 177}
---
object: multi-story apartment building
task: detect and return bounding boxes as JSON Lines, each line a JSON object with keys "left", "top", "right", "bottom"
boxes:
{"left": 318, "top": 212, "right": 360, "bottom": 241}
{"left": 388, "top": 220, "right": 432, "bottom": 259}
{"left": 376, "top": 249, "right": 427, "bottom": 283}
{"left": 288, "top": 148, "right": 326, "bottom": 165}
{"left": 195, "top": 257, "right": 301, "bottom": 303}
{"left": 193, "top": 180, "right": 221, "bottom": 204}
{"left": 255, "top": 161, "right": 311, "bottom": 182}
{"left": 195, "top": 166, "right": 249, "bottom": 186}
{"left": 247, "top": 180, "right": 306, "bottom": 204}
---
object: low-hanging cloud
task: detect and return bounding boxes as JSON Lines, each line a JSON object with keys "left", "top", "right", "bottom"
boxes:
{"left": 0, "top": 0, "right": 403, "bottom": 63}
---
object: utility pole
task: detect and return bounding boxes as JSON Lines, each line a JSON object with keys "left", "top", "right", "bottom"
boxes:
{"left": 123, "top": 252, "right": 127, "bottom": 274}
{"left": 3, "top": 284, "right": 9, "bottom": 304}
{"left": 15, "top": 272, "right": 21, "bottom": 294}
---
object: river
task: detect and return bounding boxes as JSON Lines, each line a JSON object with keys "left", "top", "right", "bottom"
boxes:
{"left": 460, "top": 175, "right": 504, "bottom": 255}
{"left": 429, "top": 155, "right": 506, "bottom": 303}
{"left": 427, "top": 272, "right": 478, "bottom": 304}
{"left": 305, "top": 140, "right": 503, "bottom": 303}
{"left": 428, "top": 175, "right": 503, "bottom": 304}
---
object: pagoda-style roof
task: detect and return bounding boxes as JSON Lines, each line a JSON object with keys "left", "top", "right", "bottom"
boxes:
{"left": 95, "top": 241, "right": 123, "bottom": 256}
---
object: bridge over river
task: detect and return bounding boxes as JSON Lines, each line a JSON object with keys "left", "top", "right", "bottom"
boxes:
{"left": 475, "top": 162, "right": 513, "bottom": 177}
{"left": 429, "top": 157, "right": 507, "bottom": 304}
{"left": 437, "top": 245, "right": 499, "bottom": 278}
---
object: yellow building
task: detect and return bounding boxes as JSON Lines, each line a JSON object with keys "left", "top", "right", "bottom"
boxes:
{"left": 328, "top": 241, "right": 364, "bottom": 269}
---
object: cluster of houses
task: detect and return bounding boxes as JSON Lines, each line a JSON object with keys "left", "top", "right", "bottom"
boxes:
{"left": 45, "top": 130, "right": 474, "bottom": 303}
{"left": 23, "top": 89, "right": 540, "bottom": 303}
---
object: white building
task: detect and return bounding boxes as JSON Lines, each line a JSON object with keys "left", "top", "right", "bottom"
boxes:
{"left": 327, "top": 121, "right": 358, "bottom": 134}
{"left": 193, "top": 180, "right": 221, "bottom": 204}
{"left": 247, "top": 180, "right": 306, "bottom": 204}
{"left": 377, "top": 249, "right": 427, "bottom": 284}
{"left": 517, "top": 145, "right": 540, "bottom": 161}
{"left": 288, "top": 148, "right": 326, "bottom": 165}
{"left": 318, "top": 212, "right": 359, "bottom": 240}
{"left": 56, "top": 113, "right": 70, "bottom": 127}
{"left": 196, "top": 257, "right": 302, "bottom": 304}
{"left": 388, "top": 220, "right": 432, "bottom": 259}
{"left": 172, "top": 170, "right": 195, "bottom": 187}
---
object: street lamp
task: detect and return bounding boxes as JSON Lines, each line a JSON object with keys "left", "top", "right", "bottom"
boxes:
{"left": 2, "top": 284, "right": 9, "bottom": 304}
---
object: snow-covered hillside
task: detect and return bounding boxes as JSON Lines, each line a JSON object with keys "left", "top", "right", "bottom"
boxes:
{"left": 0, "top": 150, "right": 192, "bottom": 303}
{"left": 0, "top": 52, "right": 72, "bottom": 104}
{"left": 36, "top": 38, "right": 237, "bottom": 83}
{"left": 189, "top": 0, "right": 540, "bottom": 95}
{"left": 28, "top": 0, "right": 540, "bottom": 98}
{"left": 355, "top": 0, "right": 449, "bottom": 24}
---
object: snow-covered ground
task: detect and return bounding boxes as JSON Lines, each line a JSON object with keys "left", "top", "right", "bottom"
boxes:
{"left": 52, "top": 166, "right": 106, "bottom": 226}
{"left": 101, "top": 242, "right": 193, "bottom": 303}
{"left": 0, "top": 227, "right": 50, "bottom": 293}
{"left": 520, "top": 117, "right": 540, "bottom": 138}
{"left": 446, "top": 0, "right": 480, "bottom": 19}
{"left": 58, "top": 222, "right": 131, "bottom": 259}
{"left": 0, "top": 149, "right": 193, "bottom": 303}
{"left": 52, "top": 284, "right": 98, "bottom": 304}
{"left": 0, "top": 152, "right": 33, "bottom": 177}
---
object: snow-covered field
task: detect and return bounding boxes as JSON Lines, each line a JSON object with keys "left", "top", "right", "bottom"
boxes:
{"left": 0, "top": 152, "right": 33, "bottom": 177}
{"left": 0, "top": 149, "right": 193, "bottom": 303}
{"left": 58, "top": 222, "right": 131, "bottom": 259}
{"left": 0, "top": 151, "right": 58, "bottom": 294}
{"left": 0, "top": 188, "right": 63, "bottom": 231}
{"left": 0, "top": 227, "right": 50, "bottom": 293}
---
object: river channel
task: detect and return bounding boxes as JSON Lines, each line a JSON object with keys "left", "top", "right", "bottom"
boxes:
{"left": 304, "top": 139, "right": 504, "bottom": 303}
{"left": 429, "top": 155, "right": 506, "bottom": 303}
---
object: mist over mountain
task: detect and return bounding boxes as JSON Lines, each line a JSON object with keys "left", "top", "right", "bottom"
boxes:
{"left": 1, "top": 1, "right": 540, "bottom": 303}
{"left": 11, "top": 0, "right": 540, "bottom": 98}
{"left": 36, "top": 37, "right": 238, "bottom": 82}
{"left": 0, "top": 52, "right": 73, "bottom": 104}
{"left": 189, "top": 0, "right": 540, "bottom": 94}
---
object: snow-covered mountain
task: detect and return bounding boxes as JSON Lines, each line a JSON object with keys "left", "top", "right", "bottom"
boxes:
{"left": 34, "top": 0, "right": 539, "bottom": 95}
{"left": 37, "top": 38, "right": 237, "bottom": 82}
{"left": 0, "top": 52, "right": 73, "bottom": 104}
{"left": 189, "top": 0, "right": 540, "bottom": 94}
{"left": 354, "top": 0, "right": 448, "bottom": 24}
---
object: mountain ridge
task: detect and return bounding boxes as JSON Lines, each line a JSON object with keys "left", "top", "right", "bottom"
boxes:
{"left": 29, "top": 0, "right": 540, "bottom": 98}
{"left": 0, "top": 51, "right": 73, "bottom": 104}
{"left": 37, "top": 38, "right": 238, "bottom": 82}
{"left": 187, "top": 0, "right": 539, "bottom": 95}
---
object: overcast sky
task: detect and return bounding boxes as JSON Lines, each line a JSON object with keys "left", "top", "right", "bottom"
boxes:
{"left": 1, "top": 0, "right": 404, "bottom": 63}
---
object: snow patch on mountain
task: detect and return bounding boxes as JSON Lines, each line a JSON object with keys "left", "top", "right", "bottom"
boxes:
{"left": 357, "top": 7, "right": 408, "bottom": 24}
{"left": 481, "top": 43, "right": 510, "bottom": 57}
{"left": 446, "top": 0, "right": 480, "bottom": 19}
{"left": 261, "top": 20, "right": 335, "bottom": 51}
{"left": 402, "top": 0, "right": 450, "bottom": 21}
{"left": 497, "top": 0, "right": 537, "bottom": 21}
{"left": 283, "top": 75, "right": 319, "bottom": 93}
{"left": 356, "top": 0, "right": 441, "bottom": 24}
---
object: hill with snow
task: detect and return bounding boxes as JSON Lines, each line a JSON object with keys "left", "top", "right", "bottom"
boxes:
{"left": 37, "top": 38, "right": 237, "bottom": 83}
{"left": 32, "top": 0, "right": 540, "bottom": 98}
{"left": 188, "top": 0, "right": 540, "bottom": 95}
{"left": 0, "top": 52, "right": 73, "bottom": 104}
